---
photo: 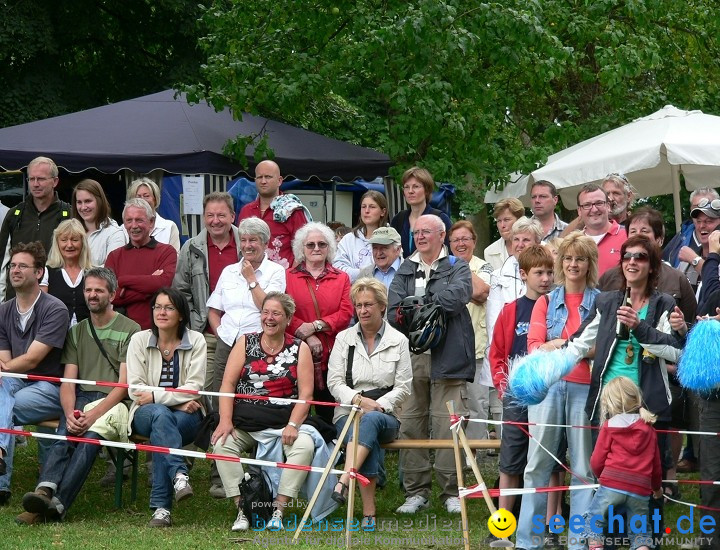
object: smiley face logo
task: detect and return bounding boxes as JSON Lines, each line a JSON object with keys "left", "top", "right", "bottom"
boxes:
{"left": 488, "top": 508, "right": 517, "bottom": 538}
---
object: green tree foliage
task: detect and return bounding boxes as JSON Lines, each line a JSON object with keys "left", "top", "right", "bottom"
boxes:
{"left": 187, "top": 0, "right": 720, "bottom": 217}
{"left": 1, "top": 0, "right": 204, "bottom": 128}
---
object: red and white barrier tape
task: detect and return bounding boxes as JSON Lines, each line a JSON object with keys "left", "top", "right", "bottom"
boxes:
{"left": 1, "top": 426, "right": 369, "bottom": 486}
{"left": 459, "top": 482, "right": 600, "bottom": 499}
{"left": 0, "top": 371, "right": 350, "bottom": 409}
{"left": 461, "top": 417, "right": 720, "bottom": 438}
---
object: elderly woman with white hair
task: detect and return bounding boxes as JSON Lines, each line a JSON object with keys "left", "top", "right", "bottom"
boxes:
{"left": 207, "top": 217, "right": 286, "bottom": 402}
{"left": 286, "top": 222, "right": 354, "bottom": 422}
{"left": 126, "top": 177, "right": 181, "bottom": 251}
{"left": 485, "top": 217, "right": 544, "bottom": 354}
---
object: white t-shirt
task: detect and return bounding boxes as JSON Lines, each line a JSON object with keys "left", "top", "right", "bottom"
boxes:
{"left": 206, "top": 256, "right": 286, "bottom": 346}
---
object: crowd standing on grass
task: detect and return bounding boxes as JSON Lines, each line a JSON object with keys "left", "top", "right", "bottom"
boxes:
{"left": 2, "top": 157, "right": 720, "bottom": 548}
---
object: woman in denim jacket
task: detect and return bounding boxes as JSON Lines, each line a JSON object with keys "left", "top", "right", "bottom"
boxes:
{"left": 516, "top": 232, "right": 601, "bottom": 550}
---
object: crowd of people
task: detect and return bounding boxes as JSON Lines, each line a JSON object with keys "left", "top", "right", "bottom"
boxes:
{"left": 0, "top": 156, "right": 718, "bottom": 548}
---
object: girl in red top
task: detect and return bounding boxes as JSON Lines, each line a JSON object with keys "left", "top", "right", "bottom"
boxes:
{"left": 582, "top": 376, "right": 662, "bottom": 550}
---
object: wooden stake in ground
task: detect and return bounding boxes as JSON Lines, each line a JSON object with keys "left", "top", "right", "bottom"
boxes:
{"left": 344, "top": 410, "right": 362, "bottom": 549}
{"left": 447, "top": 400, "right": 471, "bottom": 550}
{"left": 291, "top": 404, "right": 360, "bottom": 542}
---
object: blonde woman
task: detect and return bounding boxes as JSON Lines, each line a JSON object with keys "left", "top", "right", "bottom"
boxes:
{"left": 327, "top": 278, "right": 411, "bottom": 529}
{"left": 41, "top": 219, "right": 93, "bottom": 325}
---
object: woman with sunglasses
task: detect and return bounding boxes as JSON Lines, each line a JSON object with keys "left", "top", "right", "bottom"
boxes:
{"left": 285, "top": 222, "right": 354, "bottom": 422}
{"left": 563, "top": 236, "right": 685, "bottom": 542}
{"left": 568, "top": 236, "right": 685, "bottom": 426}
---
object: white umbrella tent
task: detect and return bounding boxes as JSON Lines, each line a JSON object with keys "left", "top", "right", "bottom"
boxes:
{"left": 490, "top": 106, "right": 720, "bottom": 233}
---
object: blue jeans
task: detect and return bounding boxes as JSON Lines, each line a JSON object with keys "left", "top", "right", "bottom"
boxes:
{"left": 131, "top": 404, "right": 202, "bottom": 510}
{"left": 516, "top": 381, "right": 594, "bottom": 550}
{"left": 0, "top": 377, "right": 62, "bottom": 492}
{"left": 335, "top": 412, "right": 400, "bottom": 486}
{"left": 582, "top": 486, "right": 652, "bottom": 550}
{"left": 37, "top": 390, "right": 107, "bottom": 516}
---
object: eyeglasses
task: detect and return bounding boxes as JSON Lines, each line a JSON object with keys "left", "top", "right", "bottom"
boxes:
{"left": 152, "top": 305, "right": 177, "bottom": 312}
{"left": 622, "top": 251, "right": 649, "bottom": 262}
{"left": 695, "top": 198, "right": 720, "bottom": 211}
{"left": 578, "top": 200, "right": 607, "bottom": 211}
{"left": 7, "top": 263, "right": 34, "bottom": 271}
{"left": 411, "top": 229, "right": 442, "bottom": 238}
{"left": 27, "top": 176, "right": 55, "bottom": 184}
{"left": 304, "top": 241, "right": 328, "bottom": 249}
{"left": 562, "top": 255, "right": 588, "bottom": 264}
{"left": 449, "top": 237, "right": 474, "bottom": 244}
{"left": 354, "top": 302, "right": 378, "bottom": 311}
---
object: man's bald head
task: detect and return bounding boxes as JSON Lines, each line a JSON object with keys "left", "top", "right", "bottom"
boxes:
{"left": 254, "top": 160, "right": 283, "bottom": 199}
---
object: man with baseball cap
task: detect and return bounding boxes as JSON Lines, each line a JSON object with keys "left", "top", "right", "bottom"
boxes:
{"left": 357, "top": 227, "right": 403, "bottom": 289}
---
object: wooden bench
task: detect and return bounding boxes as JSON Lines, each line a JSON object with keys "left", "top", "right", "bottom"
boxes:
{"left": 27, "top": 423, "right": 500, "bottom": 508}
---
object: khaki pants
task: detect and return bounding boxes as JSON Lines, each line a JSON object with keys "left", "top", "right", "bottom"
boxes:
{"left": 213, "top": 429, "right": 314, "bottom": 499}
{"left": 398, "top": 353, "right": 469, "bottom": 502}
{"left": 466, "top": 359, "right": 502, "bottom": 440}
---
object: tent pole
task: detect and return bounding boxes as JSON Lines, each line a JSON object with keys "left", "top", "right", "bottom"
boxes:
{"left": 671, "top": 165, "right": 682, "bottom": 235}
{"left": 332, "top": 181, "right": 337, "bottom": 221}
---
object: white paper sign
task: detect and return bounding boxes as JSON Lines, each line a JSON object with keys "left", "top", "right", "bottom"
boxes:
{"left": 182, "top": 175, "right": 204, "bottom": 215}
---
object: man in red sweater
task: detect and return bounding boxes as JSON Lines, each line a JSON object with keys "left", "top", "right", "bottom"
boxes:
{"left": 105, "top": 199, "right": 177, "bottom": 329}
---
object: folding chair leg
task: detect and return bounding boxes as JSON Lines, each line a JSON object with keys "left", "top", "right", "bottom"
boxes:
{"left": 113, "top": 448, "right": 126, "bottom": 508}
{"left": 130, "top": 450, "right": 139, "bottom": 503}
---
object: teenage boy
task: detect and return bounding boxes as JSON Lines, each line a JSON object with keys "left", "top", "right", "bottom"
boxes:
{"left": 489, "top": 245, "right": 554, "bottom": 519}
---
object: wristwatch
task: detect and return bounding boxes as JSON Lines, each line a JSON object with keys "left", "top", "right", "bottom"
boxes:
{"left": 313, "top": 320, "right": 323, "bottom": 332}
{"left": 287, "top": 421, "right": 299, "bottom": 429}
{"left": 248, "top": 281, "right": 258, "bottom": 290}
{"left": 692, "top": 256, "right": 701, "bottom": 267}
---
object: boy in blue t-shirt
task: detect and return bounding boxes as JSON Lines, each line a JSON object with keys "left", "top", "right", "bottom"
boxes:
{"left": 489, "top": 244, "right": 554, "bottom": 515}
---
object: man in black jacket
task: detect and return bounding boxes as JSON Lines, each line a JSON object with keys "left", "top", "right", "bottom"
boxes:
{"left": 0, "top": 156, "right": 71, "bottom": 300}
{"left": 388, "top": 214, "right": 474, "bottom": 515}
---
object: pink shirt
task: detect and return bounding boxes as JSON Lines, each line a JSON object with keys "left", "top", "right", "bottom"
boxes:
{"left": 528, "top": 291, "right": 591, "bottom": 384}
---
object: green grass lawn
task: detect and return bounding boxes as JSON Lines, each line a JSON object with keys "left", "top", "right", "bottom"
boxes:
{"left": 0, "top": 440, "right": 703, "bottom": 549}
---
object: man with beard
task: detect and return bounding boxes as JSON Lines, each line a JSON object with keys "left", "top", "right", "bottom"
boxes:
{"left": 237, "top": 160, "right": 311, "bottom": 268}
{"left": 16, "top": 267, "right": 139, "bottom": 524}
{"left": 602, "top": 173, "right": 636, "bottom": 227}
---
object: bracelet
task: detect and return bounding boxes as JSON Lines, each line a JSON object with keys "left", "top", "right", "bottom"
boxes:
{"left": 287, "top": 421, "right": 299, "bottom": 429}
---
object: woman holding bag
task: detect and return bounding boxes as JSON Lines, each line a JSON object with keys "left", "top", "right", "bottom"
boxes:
{"left": 286, "top": 222, "right": 354, "bottom": 422}
{"left": 327, "top": 278, "right": 412, "bottom": 529}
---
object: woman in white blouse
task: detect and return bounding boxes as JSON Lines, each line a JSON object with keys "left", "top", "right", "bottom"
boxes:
{"left": 327, "top": 278, "right": 412, "bottom": 529}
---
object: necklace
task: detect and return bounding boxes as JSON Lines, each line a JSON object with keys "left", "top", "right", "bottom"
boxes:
{"left": 262, "top": 336, "right": 282, "bottom": 356}
{"left": 159, "top": 339, "right": 179, "bottom": 357}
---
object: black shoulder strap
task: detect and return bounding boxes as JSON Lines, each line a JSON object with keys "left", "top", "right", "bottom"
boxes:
{"left": 345, "top": 345, "right": 355, "bottom": 388}
{"left": 88, "top": 319, "right": 119, "bottom": 376}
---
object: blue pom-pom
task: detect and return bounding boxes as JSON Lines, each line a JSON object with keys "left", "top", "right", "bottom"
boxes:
{"left": 506, "top": 348, "right": 578, "bottom": 407}
{"left": 678, "top": 320, "right": 720, "bottom": 394}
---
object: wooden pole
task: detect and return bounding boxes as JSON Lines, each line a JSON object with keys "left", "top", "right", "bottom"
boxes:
{"left": 292, "top": 404, "right": 359, "bottom": 542}
{"left": 447, "top": 400, "right": 471, "bottom": 550}
{"left": 344, "top": 410, "right": 362, "bottom": 549}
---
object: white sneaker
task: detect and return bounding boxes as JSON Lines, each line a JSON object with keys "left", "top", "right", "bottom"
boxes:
{"left": 173, "top": 473, "right": 193, "bottom": 502}
{"left": 444, "top": 496, "right": 461, "bottom": 513}
{"left": 266, "top": 508, "right": 284, "bottom": 530}
{"left": 148, "top": 507, "right": 172, "bottom": 527}
{"left": 396, "top": 495, "right": 430, "bottom": 514}
{"left": 232, "top": 507, "right": 249, "bottom": 531}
